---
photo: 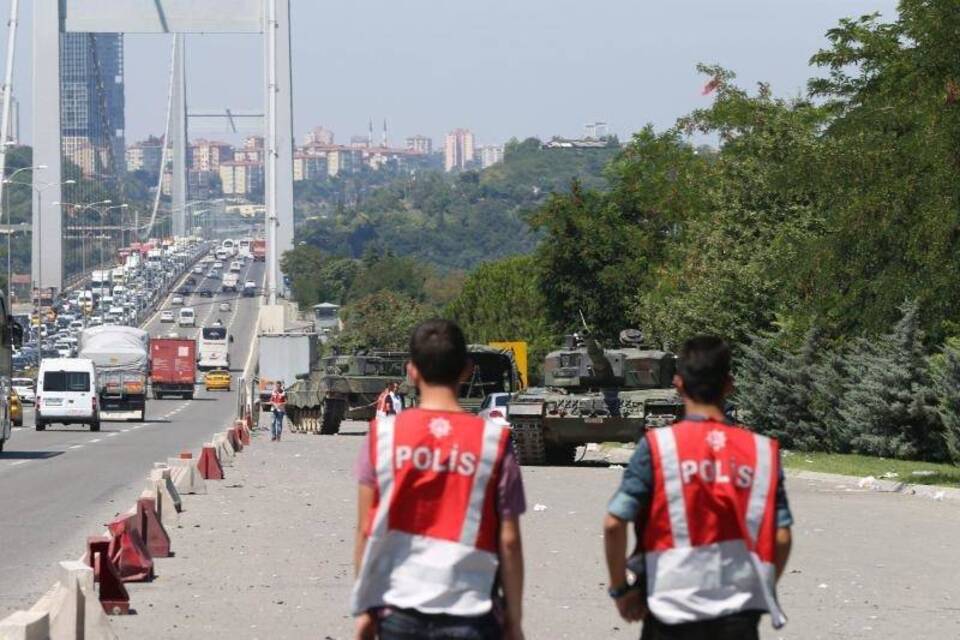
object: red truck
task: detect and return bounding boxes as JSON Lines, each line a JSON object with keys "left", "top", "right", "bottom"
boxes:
{"left": 252, "top": 238, "right": 266, "bottom": 262}
{"left": 149, "top": 337, "right": 197, "bottom": 400}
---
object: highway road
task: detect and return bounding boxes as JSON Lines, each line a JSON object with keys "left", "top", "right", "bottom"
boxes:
{"left": 0, "top": 258, "right": 266, "bottom": 618}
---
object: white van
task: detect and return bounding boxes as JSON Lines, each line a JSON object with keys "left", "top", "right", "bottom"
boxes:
{"left": 178, "top": 307, "right": 196, "bottom": 327}
{"left": 36, "top": 358, "right": 100, "bottom": 431}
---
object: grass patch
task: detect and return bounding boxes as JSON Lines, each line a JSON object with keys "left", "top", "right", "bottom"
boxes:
{"left": 782, "top": 450, "right": 960, "bottom": 487}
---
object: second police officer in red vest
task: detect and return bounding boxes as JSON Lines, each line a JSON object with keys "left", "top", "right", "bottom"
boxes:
{"left": 604, "top": 336, "right": 794, "bottom": 640}
{"left": 352, "top": 319, "right": 527, "bottom": 640}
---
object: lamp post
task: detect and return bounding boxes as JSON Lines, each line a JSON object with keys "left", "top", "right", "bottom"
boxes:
{"left": 95, "top": 203, "right": 127, "bottom": 268}
{"left": 52, "top": 199, "right": 111, "bottom": 279}
{"left": 0, "top": 164, "right": 46, "bottom": 300}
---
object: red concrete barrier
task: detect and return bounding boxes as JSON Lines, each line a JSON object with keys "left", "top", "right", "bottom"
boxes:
{"left": 198, "top": 444, "right": 223, "bottom": 480}
{"left": 87, "top": 538, "right": 131, "bottom": 615}
{"left": 228, "top": 427, "right": 243, "bottom": 452}
{"left": 235, "top": 419, "right": 251, "bottom": 446}
{"left": 137, "top": 497, "right": 171, "bottom": 558}
{"left": 179, "top": 451, "right": 193, "bottom": 459}
{"left": 106, "top": 515, "right": 154, "bottom": 582}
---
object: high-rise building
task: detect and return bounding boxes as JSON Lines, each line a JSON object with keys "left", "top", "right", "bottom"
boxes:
{"left": 304, "top": 126, "right": 334, "bottom": 146}
{"left": 293, "top": 153, "right": 327, "bottom": 181}
{"left": 477, "top": 144, "right": 505, "bottom": 169}
{"left": 444, "top": 129, "right": 475, "bottom": 172}
{"left": 126, "top": 136, "right": 164, "bottom": 174}
{"left": 219, "top": 161, "right": 264, "bottom": 197}
{"left": 191, "top": 139, "right": 234, "bottom": 172}
{"left": 60, "top": 33, "right": 125, "bottom": 176}
{"left": 406, "top": 135, "right": 432, "bottom": 155}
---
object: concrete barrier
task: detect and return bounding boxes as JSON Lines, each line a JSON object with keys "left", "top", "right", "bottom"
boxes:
{"left": 106, "top": 514, "right": 154, "bottom": 582}
{"left": 198, "top": 444, "right": 224, "bottom": 480}
{"left": 236, "top": 419, "right": 251, "bottom": 446}
{"left": 213, "top": 433, "right": 236, "bottom": 466}
{"left": 148, "top": 466, "right": 182, "bottom": 527}
{"left": 86, "top": 537, "right": 130, "bottom": 615}
{"left": 30, "top": 561, "right": 117, "bottom": 640}
{"left": 167, "top": 457, "right": 207, "bottom": 494}
{"left": 0, "top": 610, "right": 48, "bottom": 640}
{"left": 136, "top": 497, "right": 171, "bottom": 558}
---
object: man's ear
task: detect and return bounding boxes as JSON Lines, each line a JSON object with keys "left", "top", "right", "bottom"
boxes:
{"left": 673, "top": 374, "right": 686, "bottom": 397}
{"left": 406, "top": 360, "right": 421, "bottom": 387}
{"left": 457, "top": 358, "right": 475, "bottom": 385}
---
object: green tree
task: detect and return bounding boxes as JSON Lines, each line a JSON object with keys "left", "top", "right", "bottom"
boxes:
{"left": 841, "top": 302, "right": 945, "bottom": 460}
{"left": 932, "top": 338, "right": 960, "bottom": 463}
{"left": 337, "top": 291, "right": 433, "bottom": 352}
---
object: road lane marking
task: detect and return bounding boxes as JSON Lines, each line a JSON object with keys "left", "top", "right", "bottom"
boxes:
{"left": 107, "top": 433, "right": 119, "bottom": 438}
{"left": 89, "top": 438, "right": 101, "bottom": 443}
{"left": 69, "top": 445, "right": 83, "bottom": 450}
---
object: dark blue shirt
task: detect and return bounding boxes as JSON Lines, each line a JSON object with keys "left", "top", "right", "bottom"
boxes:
{"left": 608, "top": 428, "right": 794, "bottom": 529}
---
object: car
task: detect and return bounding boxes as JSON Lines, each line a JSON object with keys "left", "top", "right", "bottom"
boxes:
{"left": 12, "top": 378, "right": 35, "bottom": 405}
{"left": 160, "top": 310, "right": 175, "bottom": 323}
{"left": 206, "top": 270, "right": 219, "bottom": 280}
{"left": 88, "top": 315, "right": 103, "bottom": 327}
{"left": 9, "top": 391, "right": 22, "bottom": 427}
{"left": 192, "top": 266, "right": 204, "bottom": 274}
{"left": 212, "top": 261, "right": 224, "bottom": 269}
{"left": 204, "top": 369, "right": 232, "bottom": 392}
{"left": 478, "top": 392, "right": 511, "bottom": 427}
{"left": 178, "top": 307, "right": 196, "bottom": 327}
{"left": 218, "top": 302, "right": 232, "bottom": 312}
{"left": 185, "top": 277, "right": 198, "bottom": 286}
{"left": 198, "top": 289, "right": 213, "bottom": 298}
{"left": 35, "top": 358, "right": 100, "bottom": 431}
{"left": 171, "top": 296, "right": 185, "bottom": 306}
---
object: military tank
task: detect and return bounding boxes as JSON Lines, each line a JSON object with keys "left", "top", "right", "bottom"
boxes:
{"left": 285, "top": 345, "right": 520, "bottom": 434}
{"left": 285, "top": 352, "right": 407, "bottom": 435}
{"left": 507, "top": 329, "right": 683, "bottom": 465}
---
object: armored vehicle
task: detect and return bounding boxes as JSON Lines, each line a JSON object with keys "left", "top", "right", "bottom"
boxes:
{"left": 285, "top": 352, "right": 407, "bottom": 435}
{"left": 507, "top": 329, "right": 683, "bottom": 465}
{"left": 285, "top": 345, "right": 520, "bottom": 435}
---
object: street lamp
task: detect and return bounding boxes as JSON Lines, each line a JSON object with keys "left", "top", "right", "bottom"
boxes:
{"left": 96, "top": 204, "right": 128, "bottom": 268}
{"left": 53, "top": 199, "right": 111, "bottom": 276}
{"left": 0, "top": 165, "right": 46, "bottom": 300}
{"left": 4, "top": 177, "right": 76, "bottom": 337}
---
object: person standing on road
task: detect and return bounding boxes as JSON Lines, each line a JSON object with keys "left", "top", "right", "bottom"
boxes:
{"left": 375, "top": 383, "right": 394, "bottom": 419}
{"left": 270, "top": 381, "right": 287, "bottom": 442}
{"left": 603, "top": 336, "right": 793, "bottom": 640}
{"left": 387, "top": 381, "right": 403, "bottom": 415}
{"left": 352, "top": 319, "right": 527, "bottom": 640}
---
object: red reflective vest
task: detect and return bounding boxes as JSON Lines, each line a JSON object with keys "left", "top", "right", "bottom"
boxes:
{"left": 375, "top": 390, "right": 393, "bottom": 415}
{"left": 351, "top": 410, "right": 510, "bottom": 616}
{"left": 642, "top": 419, "right": 786, "bottom": 628}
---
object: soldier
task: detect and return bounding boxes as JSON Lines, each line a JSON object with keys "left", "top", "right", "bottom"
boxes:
{"left": 603, "top": 336, "right": 793, "bottom": 640}
{"left": 352, "top": 319, "right": 526, "bottom": 640}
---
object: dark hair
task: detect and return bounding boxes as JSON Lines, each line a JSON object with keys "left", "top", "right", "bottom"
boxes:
{"left": 409, "top": 319, "right": 468, "bottom": 386}
{"left": 677, "top": 335, "right": 731, "bottom": 404}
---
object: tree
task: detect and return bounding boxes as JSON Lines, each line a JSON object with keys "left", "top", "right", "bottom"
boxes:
{"left": 336, "top": 291, "right": 433, "bottom": 352}
{"left": 447, "top": 255, "right": 554, "bottom": 380}
{"left": 932, "top": 338, "right": 960, "bottom": 463}
{"left": 840, "top": 302, "right": 945, "bottom": 460}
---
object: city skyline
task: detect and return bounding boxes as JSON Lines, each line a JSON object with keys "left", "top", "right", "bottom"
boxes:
{"left": 0, "top": 0, "right": 897, "bottom": 149}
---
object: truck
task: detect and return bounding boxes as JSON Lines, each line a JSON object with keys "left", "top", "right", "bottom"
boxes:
{"left": 256, "top": 333, "right": 318, "bottom": 406}
{"left": 149, "top": 337, "right": 196, "bottom": 399}
{"left": 222, "top": 272, "right": 239, "bottom": 292}
{"left": 90, "top": 270, "right": 112, "bottom": 297}
{"left": 78, "top": 326, "right": 149, "bottom": 421}
{"left": 251, "top": 238, "right": 266, "bottom": 262}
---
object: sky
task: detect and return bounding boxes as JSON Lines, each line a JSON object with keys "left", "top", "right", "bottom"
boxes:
{"left": 0, "top": 0, "right": 899, "bottom": 148}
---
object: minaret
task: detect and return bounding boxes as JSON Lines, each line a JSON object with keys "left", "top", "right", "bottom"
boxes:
{"left": 368, "top": 118, "right": 373, "bottom": 147}
{"left": 382, "top": 119, "right": 388, "bottom": 148}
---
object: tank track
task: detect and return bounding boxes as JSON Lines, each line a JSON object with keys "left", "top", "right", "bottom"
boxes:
{"left": 320, "top": 399, "right": 345, "bottom": 435}
{"left": 510, "top": 419, "right": 546, "bottom": 466}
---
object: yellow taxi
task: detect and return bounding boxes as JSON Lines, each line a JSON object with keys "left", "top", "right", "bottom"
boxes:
{"left": 9, "top": 390, "right": 23, "bottom": 427}
{"left": 204, "top": 369, "right": 232, "bottom": 392}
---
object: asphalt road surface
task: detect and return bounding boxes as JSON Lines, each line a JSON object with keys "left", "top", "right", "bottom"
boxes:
{"left": 0, "top": 259, "right": 265, "bottom": 618}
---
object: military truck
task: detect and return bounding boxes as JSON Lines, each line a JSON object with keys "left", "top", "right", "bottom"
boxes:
{"left": 285, "top": 345, "right": 520, "bottom": 434}
{"left": 507, "top": 329, "right": 683, "bottom": 465}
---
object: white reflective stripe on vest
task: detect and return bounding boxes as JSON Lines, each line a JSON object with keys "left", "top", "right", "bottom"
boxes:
{"left": 459, "top": 420, "right": 504, "bottom": 546}
{"left": 745, "top": 433, "right": 772, "bottom": 544}
{"left": 653, "top": 427, "right": 691, "bottom": 547}
{"left": 350, "top": 417, "right": 503, "bottom": 617}
{"left": 646, "top": 429, "right": 787, "bottom": 629}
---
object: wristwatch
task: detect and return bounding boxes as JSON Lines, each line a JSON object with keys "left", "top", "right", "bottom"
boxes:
{"left": 607, "top": 583, "right": 631, "bottom": 599}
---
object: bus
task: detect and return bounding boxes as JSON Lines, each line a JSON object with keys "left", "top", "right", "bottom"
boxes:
{"left": 238, "top": 238, "right": 252, "bottom": 258}
{"left": 0, "top": 291, "right": 23, "bottom": 451}
{"left": 197, "top": 325, "right": 232, "bottom": 371}
{"left": 220, "top": 239, "right": 236, "bottom": 257}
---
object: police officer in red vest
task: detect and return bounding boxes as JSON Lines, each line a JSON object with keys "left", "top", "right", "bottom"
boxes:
{"left": 603, "top": 336, "right": 793, "bottom": 640}
{"left": 352, "top": 319, "right": 527, "bottom": 640}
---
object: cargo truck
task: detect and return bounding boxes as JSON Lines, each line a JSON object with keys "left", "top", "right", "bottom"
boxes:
{"left": 78, "top": 326, "right": 149, "bottom": 421}
{"left": 257, "top": 333, "right": 318, "bottom": 406}
{"left": 251, "top": 238, "right": 266, "bottom": 262}
{"left": 149, "top": 337, "right": 197, "bottom": 399}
